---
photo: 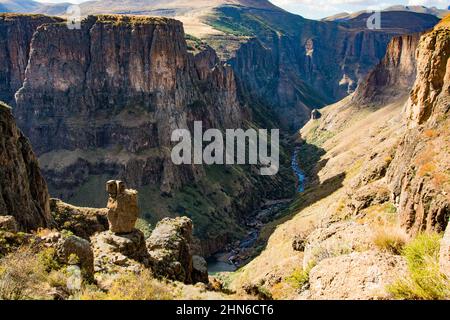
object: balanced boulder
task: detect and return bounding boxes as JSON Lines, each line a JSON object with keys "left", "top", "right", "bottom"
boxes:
{"left": 106, "top": 180, "right": 139, "bottom": 234}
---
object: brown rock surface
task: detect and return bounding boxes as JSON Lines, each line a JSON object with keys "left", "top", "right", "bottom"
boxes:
{"left": 387, "top": 24, "right": 450, "bottom": 234}
{"left": 106, "top": 180, "right": 139, "bottom": 234}
{"left": 0, "top": 215, "right": 18, "bottom": 232}
{"left": 303, "top": 222, "right": 374, "bottom": 268}
{"left": 301, "top": 251, "right": 407, "bottom": 300}
{"left": 0, "top": 14, "right": 63, "bottom": 104}
{"left": 0, "top": 102, "right": 51, "bottom": 231}
{"left": 147, "top": 217, "right": 200, "bottom": 284}
{"left": 353, "top": 33, "right": 422, "bottom": 105}
{"left": 91, "top": 229, "right": 150, "bottom": 274}
{"left": 50, "top": 199, "right": 108, "bottom": 240}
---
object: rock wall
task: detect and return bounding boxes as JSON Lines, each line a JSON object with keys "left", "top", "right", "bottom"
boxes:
{"left": 0, "top": 101, "right": 51, "bottom": 231}
{"left": 14, "top": 15, "right": 244, "bottom": 195}
{"left": 353, "top": 33, "right": 422, "bottom": 105}
{"left": 210, "top": 8, "right": 439, "bottom": 129}
{"left": 0, "top": 14, "right": 63, "bottom": 104}
{"left": 387, "top": 24, "right": 450, "bottom": 234}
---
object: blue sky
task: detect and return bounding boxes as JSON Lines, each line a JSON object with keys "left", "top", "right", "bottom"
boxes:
{"left": 35, "top": 0, "right": 450, "bottom": 19}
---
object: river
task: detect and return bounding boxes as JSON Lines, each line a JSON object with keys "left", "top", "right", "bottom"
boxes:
{"left": 207, "top": 148, "right": 305, "bottom": 274}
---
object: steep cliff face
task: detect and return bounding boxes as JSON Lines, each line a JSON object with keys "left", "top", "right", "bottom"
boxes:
{"left": 15, "top": 15, "right": 243, "bottom": 194}
{"left": 0, "top": 14, "right": 63, "bottom": 104}
{"left": 206, "top": 7, "right": 439, "bottom": 129}
{"left": 353, "top": 33, "right": 422, "bottom": 105}
{"left": 387, "top": 23, "right": 450, "bottom": 234}
{"left": 0, "top": 101, "right": 51, "bottom": 231}
{"left": 11, "top": 15, "right": 284, "bottom": 254}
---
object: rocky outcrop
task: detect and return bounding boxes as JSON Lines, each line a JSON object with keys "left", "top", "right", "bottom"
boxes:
{"left": 91, "top": 229, "right": 150, "bottom": 274}
{"left": 407, "top": 27, "right": 450, "bottom": 125}
{"left": 0, "top": 14, "right": 63, "bottom": 104}
{"left": 387, "top": 24, "right": 450, "bottom": 234}
{"left": 303, "top": 222, "right": 374, "bottom": 268}
{"left": 106, "top": 180, "right": 139, "bottom": 234}
{"left": 0, "top": 102, "right": 51, "bottom": 231}
{"left": 39, "top": 230, "right": 95, "bottom": 280}
{"left": 300, "top": 251, "right": 407, "bottom": 300}
{"left": 311, "top": 109, "right": 321, "bottom": 120}
{"left": 0, "top": 216, "right": 18, "bottom": 232}
{"left": 353, "top": 33, "right": 422, "bottom": 105}
{"left": 50, "top": 199, "right": 108, "bottom": 240}
{"left": 146, "top": 217, "right": 205, "bottom": 284}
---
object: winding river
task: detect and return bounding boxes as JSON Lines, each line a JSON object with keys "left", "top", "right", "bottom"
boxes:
{"left": 207, "top": 149, "right": 306, "bottom": 274}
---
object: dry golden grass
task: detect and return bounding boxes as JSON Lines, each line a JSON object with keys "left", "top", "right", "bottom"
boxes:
{"left": 372, "top": 226, "right": 409, "bottom": 255}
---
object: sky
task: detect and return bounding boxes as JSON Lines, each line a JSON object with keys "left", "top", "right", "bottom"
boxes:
{"left": 34, "top": 0, "right": 450, "bottom": 20}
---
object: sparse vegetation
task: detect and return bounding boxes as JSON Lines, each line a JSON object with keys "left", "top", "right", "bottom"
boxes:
{"left": 388, "top": 233, "right": 450, "bottom": 300}
{"left": 0, "top": 247, "right": 51, "bottom": 300}
{"left": 79, "top": 270, "right": 175, "bottom": 300}
{"left": 372, "top": 226, "right": 409, "bottom": 255}
{"left": 287, "top": 262, "right": 315, "bottom": 291}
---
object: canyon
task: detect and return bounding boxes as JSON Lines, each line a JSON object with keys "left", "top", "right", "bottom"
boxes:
{"left": 0, "top": 1, "right": 449, "bottom": 300}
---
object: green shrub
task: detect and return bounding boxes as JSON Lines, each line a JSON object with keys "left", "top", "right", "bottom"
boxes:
{"left": 287, "top": 262, "right": 315, "bottom": 291}
{"left": 38, "top": 248, "right": 61, "bottom": 272}
{"left": 388, "top": 233, "right": 450, "bottom": 300}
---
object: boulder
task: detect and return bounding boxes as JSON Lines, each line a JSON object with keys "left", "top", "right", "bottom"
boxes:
{"left": 39, "top": 231, "right": 94, "bottom": 280}
{"left": 106, "top": 180, "right": 139, "bottom": 234}
{"left": 347, "top": 180, "right": 391, "bottom": 215}
{"left": 0, "top": 216, "right": 18, "bottom": 232}
{"left": 147, "top": 217, "right": 204, "bottom": 284}
{"left": 440, "top": 222, "right": 450, "bottom": 278}
{"left": 300, "top": 251, "right": 407, "bottom": 300}
{"left": 55, "top": 235, "right": 94, "bottom": 280}
{"left": 192, "top": 255, "right": 209, "bottom": 284}
{"left": 91, "top": 229, "right": 150, "bottom": 274}
{"left": 311, "top": 109, "right": 322, "bottom": 120}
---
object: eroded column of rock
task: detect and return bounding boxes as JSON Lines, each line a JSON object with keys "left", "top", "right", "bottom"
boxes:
{"left": 106, "top": 180, "right": 139, "bottom": 234}
{"left": 91, "top": 180, "right": 149, "bottom": 273}
{"left": 0, "top": 102, "right": 51, "bottom": 231}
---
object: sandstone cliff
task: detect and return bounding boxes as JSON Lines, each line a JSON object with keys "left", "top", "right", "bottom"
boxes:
{"left": 0, "top": 14, "right": 63, "bottom": 104}
{"left": 206, "top": 8, "right": 439, "bottom": 129}
{"left": 0, "top": 101, "right": 51, "bottom": 231}
{"left": 353, "top": 33, "right": 422, "bottom": 105}
{"left": 387, "top": 21, "right": 450, "bottom": 234}
{"left": 14, "top": 15, "right": 242, "bottom": 194}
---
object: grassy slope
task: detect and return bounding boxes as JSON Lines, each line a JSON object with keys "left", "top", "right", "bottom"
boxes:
{"left": 227, "top": 95, "right": 408, "bottom": 298}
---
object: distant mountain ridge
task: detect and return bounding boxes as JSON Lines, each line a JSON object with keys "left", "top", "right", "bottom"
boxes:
{"left": 0, "top": 0, "right": 72, "bottom": 15}
{"left": 323, "top": 5, "right": 449, "bottom": 21}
